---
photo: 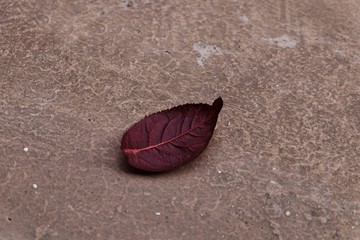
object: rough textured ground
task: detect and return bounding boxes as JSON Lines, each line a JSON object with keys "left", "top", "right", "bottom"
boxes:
{"left": 1, "top": 0, "right": 360, "bottom": 239}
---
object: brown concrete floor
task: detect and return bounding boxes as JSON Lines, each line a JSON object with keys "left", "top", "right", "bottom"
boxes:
{"left": 1, "top": 0, "right": 360, "bottom": 239}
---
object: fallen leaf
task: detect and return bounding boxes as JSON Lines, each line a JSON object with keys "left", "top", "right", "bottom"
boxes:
{"left": 121, "top": 97, "right": 223, "bottom": 172}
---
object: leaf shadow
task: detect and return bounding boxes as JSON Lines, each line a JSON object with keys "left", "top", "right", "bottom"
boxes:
{"left": 116, "top": 149, "right": 192, "bottom": 176}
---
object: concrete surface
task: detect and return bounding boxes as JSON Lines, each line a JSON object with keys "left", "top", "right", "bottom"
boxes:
{"left": 1, "top": 0, "right": 360, "bottom": 239}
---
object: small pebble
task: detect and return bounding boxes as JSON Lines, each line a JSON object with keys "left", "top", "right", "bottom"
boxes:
{"left": 304, "top": 213, "right": 312, "bottom": 221}
{"left": 116, "top": 205, "right": 123, "bottom": 213}
{"left": 32, "top": 184, "right": 38, "bottom": 189}
{"left": 218, "top": 170, "right": 222, "bottom": 174}
{"left": 24, "top": 147, "right": 29, "bottom": 152}
{"left": 97, "top": 9, "right": 105, "bottom": 16}
{"left": 155, "top": 212, "right": 161, "bottom": 216}
{"left": 319, "top": 216, "right": 327, "bottom": 224}
{"left": 239, "top": 15, "right": 249, "bottom": 23}
{"left": 285, "top": 211, "right": 291, "bottom": 216}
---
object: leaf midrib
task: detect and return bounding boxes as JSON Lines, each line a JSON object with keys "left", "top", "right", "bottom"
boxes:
{"left": 123, "top": 114, "right": 211, "bottom": 154}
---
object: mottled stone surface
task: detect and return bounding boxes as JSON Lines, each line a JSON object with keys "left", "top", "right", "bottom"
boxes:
{"left": 1, "top": 0, "right": 359, "bottom": 239}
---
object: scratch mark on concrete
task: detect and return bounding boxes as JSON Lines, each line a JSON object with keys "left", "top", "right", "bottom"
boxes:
{"left": 262, "top": 34, "right": 298, "bottom": 48}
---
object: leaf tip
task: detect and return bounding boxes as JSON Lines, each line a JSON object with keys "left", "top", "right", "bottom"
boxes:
{"left": 213, "top": 97, "right": 223, "bottom": 111}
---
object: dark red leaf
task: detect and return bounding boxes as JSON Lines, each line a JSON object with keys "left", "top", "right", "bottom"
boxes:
{"left": 121, "top": 97, "right": 223, "bottom": 172}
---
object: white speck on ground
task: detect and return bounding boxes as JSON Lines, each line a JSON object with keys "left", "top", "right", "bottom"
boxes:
{"left": 193, "top": 42, "right": 222, "bottom": 66}
{"left": 155, "top": 212, "right": 161, "bottom": 216}
{"left": 319, "top": 217, "right": 327, "bottom": 224}
{"left": 285, "top": 211, "right": 291, "bottom": 216}
{"left": 239, "top": 15, "right": 249, "bottom": 23}
{"left": 97, "top": 9, "right": 105, "bottom": 16}
{"left": 153, "top": 48, "right": 161, "bottom": 56}
{"left": 24, "top": 147, "right": 29, "bottom": 152}
{"left": 270, "top": 180, "right": 277, "bottom": 184}
{"left": 32, "top": 184, "right": 38, "bottom": 189}
{"left": 218, "top": 170, "right": 222, "bottom": 174}
{"left": 262, "top": 34, "right": 298, "bottom": 48}
{"left": 123, "top": 0, "right": 133, "bottom": 7}
{"left": 116, "top": 205, "right": 123, "bottom": 213}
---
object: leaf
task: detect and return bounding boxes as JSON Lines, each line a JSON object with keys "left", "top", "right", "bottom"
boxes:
{"left": 121, "top": 97, "right": 223, "bottom": 172}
